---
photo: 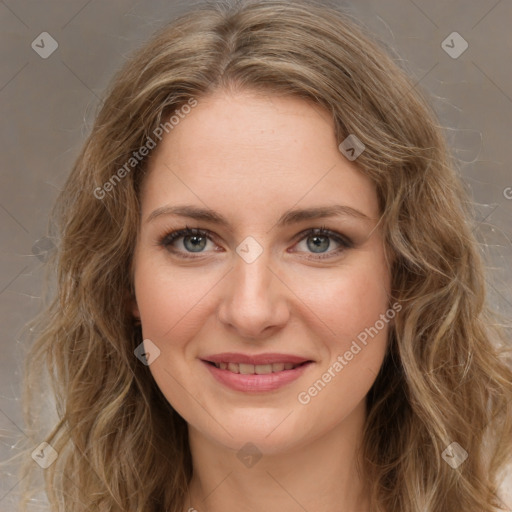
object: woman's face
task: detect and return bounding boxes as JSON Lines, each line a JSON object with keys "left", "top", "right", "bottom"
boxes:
{"left": 131, "top": 89, "right": 393, "bottom": 455}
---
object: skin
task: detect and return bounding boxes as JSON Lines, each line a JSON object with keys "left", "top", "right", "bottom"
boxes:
{"left": 130, "top": 88, "right": 392, "bottom": 512}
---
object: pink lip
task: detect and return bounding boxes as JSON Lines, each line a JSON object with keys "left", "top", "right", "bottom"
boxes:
{"left": 202, "top": 352, "right": 311, "bottom": 365}
{"left": 201, "top": 359, "right": 314, "bottom": 392}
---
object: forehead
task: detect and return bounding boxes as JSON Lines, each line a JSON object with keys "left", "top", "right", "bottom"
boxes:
{"left": 140, "top": 89, "right": 379, "bottom": 226}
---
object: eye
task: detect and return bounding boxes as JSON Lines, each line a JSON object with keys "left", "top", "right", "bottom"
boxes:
{"left": 158, "top": 226, "right": 218, "bottom": 259}
{"left": 158, "top": 225, "right": 353, "bottom": 260}
{"left": 291, "top": 226, "right": 353, "bottom": 260}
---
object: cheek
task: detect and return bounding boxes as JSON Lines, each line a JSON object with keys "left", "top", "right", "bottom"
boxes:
{"left": 295, "top": 266, "right": 391, "bottom": 430}
{"left": 296, "top": 258, "right": 391, "bottom": 349}
{"left": 132, "top": 259, "right": 208, "bottom": 416}
{"left": 133, "top": 257, "right": 219, "bottom": 341}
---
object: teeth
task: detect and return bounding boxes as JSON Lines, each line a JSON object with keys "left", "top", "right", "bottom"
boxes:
{"left": 228, "top": 362, "right": 239, "bottom": 373}
{"left": 255, "top": 364, "right": 273, "bottom": 374}
{"left": 213, "top": 361, "right": 302, "bottom": 374}
{"left": 239, "top": 363, "right": 254, "bottom": 375}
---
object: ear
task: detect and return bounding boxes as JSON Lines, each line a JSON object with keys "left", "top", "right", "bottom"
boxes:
{"left": 125, "top": 288, "right": 141, "bottom": 321}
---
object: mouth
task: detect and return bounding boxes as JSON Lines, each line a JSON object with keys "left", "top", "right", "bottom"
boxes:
{"left": 200, "top": 353, "right": 315, "bottom": 392}
{"left": 203, "top": 360, "right": 311, "bottom": 374}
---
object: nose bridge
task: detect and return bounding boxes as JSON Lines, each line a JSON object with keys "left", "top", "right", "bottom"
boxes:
{"left": 234, "top": 248, "right": 273, "bottom": 299}
{"left": 232, "top": 234, "right": 275, "bottom": 298}
{"left": 217, "top": 239, "right": 289, "bottom": 337}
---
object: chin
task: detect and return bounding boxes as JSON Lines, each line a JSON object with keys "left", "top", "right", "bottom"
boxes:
{"left": 192, "top": 411, "right": 309, "bottom": 456}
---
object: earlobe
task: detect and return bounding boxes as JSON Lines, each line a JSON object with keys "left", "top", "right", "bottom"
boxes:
{"left": 131, "top": 301, "right": 141, "bottom": 322}
{"left": 125, "top": 289, "right": 141, "bottom": 321}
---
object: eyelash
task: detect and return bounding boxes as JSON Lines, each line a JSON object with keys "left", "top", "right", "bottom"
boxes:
{"left": 157, "top": 225, "right": 353, "bottom": 261}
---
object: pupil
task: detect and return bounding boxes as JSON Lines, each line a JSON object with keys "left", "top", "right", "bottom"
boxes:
{"left": 308, "top": 235, "right": 329, "bottom": 253}
{"left": 185, "top": 235, "right": 206, "bottom": 252}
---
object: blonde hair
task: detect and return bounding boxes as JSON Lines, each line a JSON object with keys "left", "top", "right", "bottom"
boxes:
{"left": 18, "top": 0, "right": 512, "bottom": 510}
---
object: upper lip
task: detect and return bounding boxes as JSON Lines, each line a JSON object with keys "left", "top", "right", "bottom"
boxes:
{"left": 202, "top": 353, "right": 313, "bottom": 365}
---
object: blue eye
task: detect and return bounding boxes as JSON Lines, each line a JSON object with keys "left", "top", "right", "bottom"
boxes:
{"left": 292, "top": 226, "right": 353, "bottom": 259}
{"left": 159, "top": 226, "right": 215, "bottom": 257}
{"left": 158, "top": 225, "right": 352, "bottom": 260}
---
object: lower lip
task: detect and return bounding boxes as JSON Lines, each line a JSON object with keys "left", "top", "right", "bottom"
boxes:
{"left": 201, "top": 360, "right": 313, "bottom": 392}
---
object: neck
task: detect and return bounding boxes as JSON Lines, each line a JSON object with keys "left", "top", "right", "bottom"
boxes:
{"left": 185, "top": 399, "right": 371, "bottom": 512}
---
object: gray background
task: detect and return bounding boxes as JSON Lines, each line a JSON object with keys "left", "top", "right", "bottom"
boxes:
{"left": 1, "top": 0, "right": 511, "bottom": 510}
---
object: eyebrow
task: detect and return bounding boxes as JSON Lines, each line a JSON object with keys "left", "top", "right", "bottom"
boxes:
{"left": 145, "top": 204, "right": 375, "bottom": 228}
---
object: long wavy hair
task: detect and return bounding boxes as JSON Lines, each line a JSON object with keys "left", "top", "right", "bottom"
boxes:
{"left": 18, "top": 0, "right": 512, "bottom": 510}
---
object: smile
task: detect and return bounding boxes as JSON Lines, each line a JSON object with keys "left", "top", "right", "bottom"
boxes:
{"left": 209, "top": 361, "right": 305, "bottom": 374}
{"left": 201, "top": 359, "right": 314, "bottom": 392}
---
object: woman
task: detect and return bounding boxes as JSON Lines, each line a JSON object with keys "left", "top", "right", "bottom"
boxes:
{"left": 21, "top": 0, "right": 512, "bottom": 511}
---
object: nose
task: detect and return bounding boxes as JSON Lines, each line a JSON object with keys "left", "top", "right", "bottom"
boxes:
{"left": 216, "top": 247, "right": 291, "bottom": 340}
